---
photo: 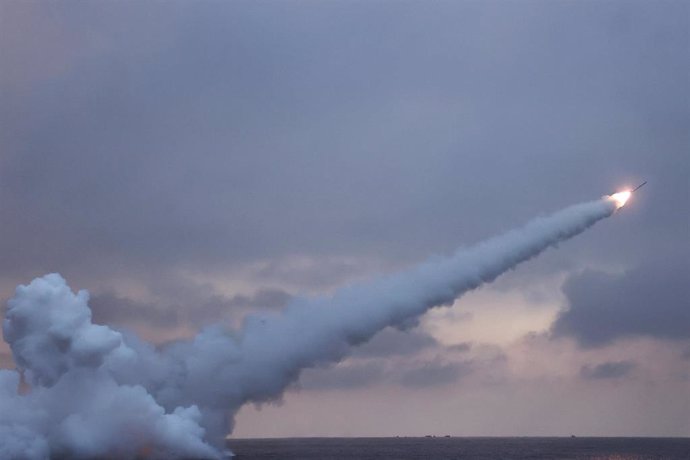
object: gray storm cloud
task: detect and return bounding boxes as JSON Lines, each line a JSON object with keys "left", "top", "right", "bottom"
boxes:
{"left": 1, "top": 197, "right": 618, "bottom": 459}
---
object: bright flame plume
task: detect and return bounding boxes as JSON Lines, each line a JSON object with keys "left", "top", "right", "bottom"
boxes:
{"left": 610, "top": 190, "right": 632, "bottom": 208}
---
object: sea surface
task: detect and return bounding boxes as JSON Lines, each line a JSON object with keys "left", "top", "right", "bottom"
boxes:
{"left": 228, "top": 437, "right": 690, "bottom": 460}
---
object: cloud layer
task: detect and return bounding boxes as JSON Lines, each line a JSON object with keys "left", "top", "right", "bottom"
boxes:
{"left": 553, "top": 253, "right": 690, "bottom": 347}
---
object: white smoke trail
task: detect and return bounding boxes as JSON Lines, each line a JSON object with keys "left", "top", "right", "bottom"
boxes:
{"left": 1, "top": 197, "right": 618, "bottom": 459}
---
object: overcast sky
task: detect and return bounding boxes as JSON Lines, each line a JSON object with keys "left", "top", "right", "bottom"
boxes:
{"left": 1, "top": 0, "right": 688, "bottom": 437}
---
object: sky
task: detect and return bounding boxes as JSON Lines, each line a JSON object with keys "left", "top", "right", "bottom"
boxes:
{"left": 0, "top": 0, "right": 688, "bottom": 438}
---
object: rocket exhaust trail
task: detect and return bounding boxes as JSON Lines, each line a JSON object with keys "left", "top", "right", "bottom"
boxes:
{"left": 0, "top": 195, "right": 620, "bottom": 459}
{"left": 220, "top": 197, "right": 619, "bottom": 405}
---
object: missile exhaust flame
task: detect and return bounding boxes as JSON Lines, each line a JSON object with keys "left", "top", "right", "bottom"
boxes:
{"left": 609, "top": 180, "right": 646, "bottom": 209}
{"left": 609, "top": 190, "right": 632, "bottom": 208}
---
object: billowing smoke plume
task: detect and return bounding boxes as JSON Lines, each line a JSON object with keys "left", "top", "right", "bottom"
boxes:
{"left": 1, "top": 198, "right": 617, "bottom": 459}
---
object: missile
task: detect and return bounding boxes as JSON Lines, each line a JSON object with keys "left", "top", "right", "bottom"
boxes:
{"left": 632, "top": 181, "right": 647, "bottom": 192}
{"left": 609, "top": 181, "right": 646, "bottom": 208}
{"left": 610, "top": 181, "right": 647, "bottom": 197}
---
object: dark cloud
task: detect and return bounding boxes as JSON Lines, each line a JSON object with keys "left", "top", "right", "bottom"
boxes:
{"left": 397, "top": 361, "right": 473, "bottom": 388}
{"left": 297, "top": 362, "right": 385, "bottom": 391}
{"left": 254, "top": 257, "right": 387, "bottom": 290}
{"left": 447, "top": 342, "right": 472, "bottom": 353}
{"left": 228, "top": 288, "right": 292, "bottom": 310}
{"left": 90, "top": 292, "right": 177, "bottom": 328}
{"left": 89, "top": 287, "right": 291, "bottom": 329}
{"left": 352, "top": 327, "right": 439, "bottom": 358}
{"left": 580, "top": 361, "right": 636, "bottom": 380}
{"left": 297, "top": 358, "right": 473, "bottom": 391}
{"left": 552, "top": 252, "right": 690, "bottom": 347}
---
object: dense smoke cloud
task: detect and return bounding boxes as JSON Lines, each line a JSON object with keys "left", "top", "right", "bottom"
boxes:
{"left": 1, "top": 275, "right": 220, "bottom": 459}
{"left": 1, "top": 198, "right": 616, "bottom": 458}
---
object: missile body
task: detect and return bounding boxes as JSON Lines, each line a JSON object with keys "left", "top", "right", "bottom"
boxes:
{"left": 608, "top": 181, "right": 646, "bottom": 209}
{"left": 609, "top": 181, "right": 646, "bottom": 197}
{"left": 632, "top": 181, "right": 647, "bottom": 192}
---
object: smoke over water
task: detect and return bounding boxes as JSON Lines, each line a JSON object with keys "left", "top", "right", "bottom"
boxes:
{"left": 1, "top": 198, "right": 617, "bottom": 459}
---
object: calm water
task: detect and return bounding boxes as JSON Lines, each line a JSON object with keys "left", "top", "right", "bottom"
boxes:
{"left": 228, "top": 437, "right": 690, "bottom": 460}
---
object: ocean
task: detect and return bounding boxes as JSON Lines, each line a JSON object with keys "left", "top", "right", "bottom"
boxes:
{"left": 228, "top": 437, "right": 690, "bottom": 459}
